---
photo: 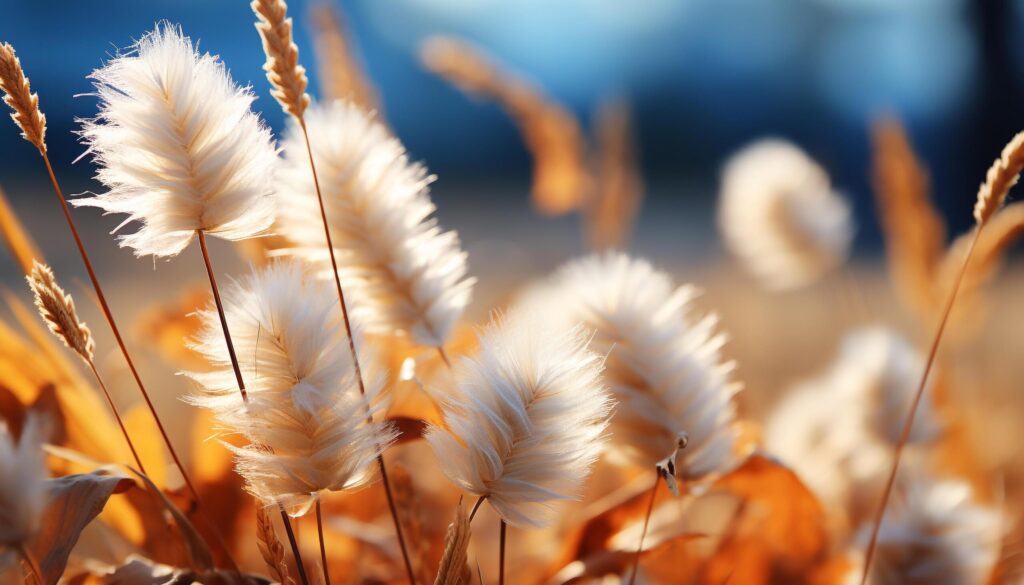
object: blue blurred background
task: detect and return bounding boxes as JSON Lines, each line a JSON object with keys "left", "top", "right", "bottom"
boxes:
{"left": 0, "top": 0, "right": 1021, "bottom": 255}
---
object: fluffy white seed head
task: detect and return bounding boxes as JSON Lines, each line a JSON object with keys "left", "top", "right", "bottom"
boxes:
{"left": 74, "top": 24, "right": 277, "bottom": 258}
{"left": 426, "top": 311, "right": 613, "bottom": 527}
{"left": 522, "top": 252, "right": 741, "bottom": 478}
{"left": 275, "top": 100, "right": 474, "bottom": 347}
{"left": 186, "top": 261, "right": 394, "bottom": 515}
{"left": 766, "top": 326, "right": 943, "bottom": 523}
{"left": 719, "top": 139, "right": 853, "bottom": 290}
{"left": 846, "top": 470, "right": 1001, "bottom": 585}
{"left": 0, "top": 413, "right": 49, "bottom": 547}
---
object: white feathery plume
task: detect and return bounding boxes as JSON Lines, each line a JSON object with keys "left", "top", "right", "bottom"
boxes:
{"left": 275, "top": 100, "right": 474, "bottom": 347}
{"left": 0, "top": 413, "right": 48, "bottom": 548}
{"left": 844, "top": 469, "right": 1001, "bottom": 585}
{"left": 521, "top": 252, "right": 741, "bottom": 479}
{"left": 765, "top": 326, "right": 943, "bottom": 522}
{"left": 186, "top": 261, "right": 395, "bottom": 515}
{"left": 718, "top": 139, "right": 853, "bottom": 290}
{"left": 73, "top": 24, "right": 277, "bottom": 258}
{"left": 425, "top": 311, "right": 612, "bottom": 527}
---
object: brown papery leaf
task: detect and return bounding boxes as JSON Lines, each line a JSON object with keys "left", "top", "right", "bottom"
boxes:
{"left": 28, "top": 470, "right": 133, "bottom": 585}
{"left": 128, "top": 468, "right": 216, "bottom": 573}
{"left": 703, "top": 455, "right": 829, "bottom": 585}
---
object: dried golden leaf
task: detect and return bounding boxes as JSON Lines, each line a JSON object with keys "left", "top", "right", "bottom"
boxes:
{"left": 28, "top": 470, "right": 133, "bottom": 585}
{"left": 704, "top": 455, "right": 829, "bottom": 585}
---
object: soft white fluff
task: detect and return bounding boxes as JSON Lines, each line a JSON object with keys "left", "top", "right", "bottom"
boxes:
{"left": 0, "top": 414, "right": 48, "bottom": 547}
{"left": 275, "top": 100, "right": 473, "bottom": 347}
{"left": 74, "top": 24, "right": 277, "bottom": 258}
{"left": 765, "top": 326, "right": 942, "bottom": 523}
{"left": 846, "top": 470, "right": 1001, "bottom": 585}
{"left": 522, "top": 252, "right": 741, "bottom": 478}
{"left": 426, "top": 312, "right": 612, "bottom": 527}
{"left": 186, "top": 261, "right": 395, "bottom": 515}
{"left": 718, "top": 139, "right": 853, "bottom": 290}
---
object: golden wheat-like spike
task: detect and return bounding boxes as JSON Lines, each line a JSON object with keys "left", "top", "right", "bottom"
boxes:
{"left": 871, "top": 117, "right": 945, "bottom": 317}
{"left": 0, "top": 42, "right": 46, "bottom": 153}
{"left": 252, "top": 0, "right": 310, "bottom": 121}
{"left": 420, "top": 36, "right": 592, "bottom": 216}
{"left": 939, "top": 201, "right": 1024, "bottom": 306}
{"left": 26, "top": 260, "right": 93, "bottom": 363}
{"left": 434, "top": 500, "right": 472, "bottom": 585}
{"left": 256, "top": 503, "right": 296, "bottom": 585}
{"left": 585, "top": 100, "right": 644, "bottom": 251}
{"left": 309, "top": 4, "right": 378, "bottom": 111}
{"left": 0, "top": 185, "right": 44, "bottom": 275}
{"left": 975, "top": 130, "right": 1024, "bottom": 225}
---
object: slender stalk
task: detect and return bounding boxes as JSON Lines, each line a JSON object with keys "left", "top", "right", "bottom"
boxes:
{"left": 38, "top": 153, "right": 240, "bottom": 573}
{"left": 280, "top": 508, "right": 311, "bottom": 585}
{"left": 17, "top": 544, "right": 42, "bottom": 585}
{"left": 297, "top": 120, "right": 418, "bottom": 585}
{"left": 316, "top": 500, "right": 331, "bottom": 585}
{"left": 468, "top": 496, "right": 487, "bottom": 523}
{"left": 628, "top": 472, "right": 660, "bottom": 585}
{"left": 197, "top": 230, "right": 247, "bottom": 401}
{"left": 498, "top": 520, "right": 507, "bottom": 585}
{"left": 87, "top": 361, "right": 147, "bottom": 475}
{"left": 436, "top": 346, "right": 452, "bottom": 369}
{"left": 859, "top": 225, "right": 984, "bottom": 585}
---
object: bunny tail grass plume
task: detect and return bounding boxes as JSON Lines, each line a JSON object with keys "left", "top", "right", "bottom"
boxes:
{"left": 186, "top": 261, "right": 396, "bottom": 515}
{"left": 719, "top": 139, "right": 853, "bottom": 290}
{"left": 766, "top": 327, "right": 941, "bottom": 521}
{"left": 847, "top": 469, "right": 1000, "bottom": 585}
{"left": 0, "top": 413, "right": 48, "bottom": 549}
{"left": 0, "top": 42, "right": 46, "bottom": 152}
{"left": 426, "top": 311, "right": 612, "bottom": 527}
{"left": 276, "top": 101, "right": 474, "bottom": 348}
{"left": 27, "top": 260, "right": 94, "bottom": 362}
{"left": 974, "top": 130, "right": 1024, "bottom": 225}
{"left": 434, "top": 500, "right": 472, "bottom": 585}
{"left": 522, "top": 252, "right": 741, "bottom": 479}
{"left": 73, "top": 23, "right": 277, "bottom": 259}
{"left": 251, "top": 0, "right": 309, "bottom": 120}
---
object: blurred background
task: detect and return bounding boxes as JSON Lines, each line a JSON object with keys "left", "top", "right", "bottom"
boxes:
{"left": 0, "top": 0, "right": 1022, "bottom": 419}
{"left": 3, "top": 0, "right": 1023, "bottom": 249}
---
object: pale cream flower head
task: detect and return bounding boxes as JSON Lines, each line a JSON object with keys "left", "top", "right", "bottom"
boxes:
{"left": 74, "top": 23, "right": 277, "bottom": 258}
{"left": 719, "top": 139, "right": 853, "bottom": 290}
{"left": 275, "top": 99, "right": 474, "bottom": 348}
{"left": 426, "top": 310, "right": 613, "bottom": 527}
{"left": 186, "top": 261, "right": 394, "bottom": 515}
{"left": 0, "top": 413, "right": 49, "bottom": 548}
{"left": 522, "top": 252, "right": 742, "bottom": 479}
{"left": 846, "top": 469, "right": 1001, "bottom": 585}
{"left": 766, "top": 326, "right": 943, "bottom": 526}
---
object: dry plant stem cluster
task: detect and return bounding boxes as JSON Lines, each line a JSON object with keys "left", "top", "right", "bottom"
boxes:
{"left": 859, "top": 130, "right": 1024, "bottom": 584}
{"left": 251, "top": 0, "right": 417, "bottom": 580}
{"left": 198, "top": 230, "right": 313, "bottom": 583}
{"left": 628, "top": 473, "right": 662, "bottom": 585}
{"left": 0, "top": 44, "right": 241, "bottom": 572}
